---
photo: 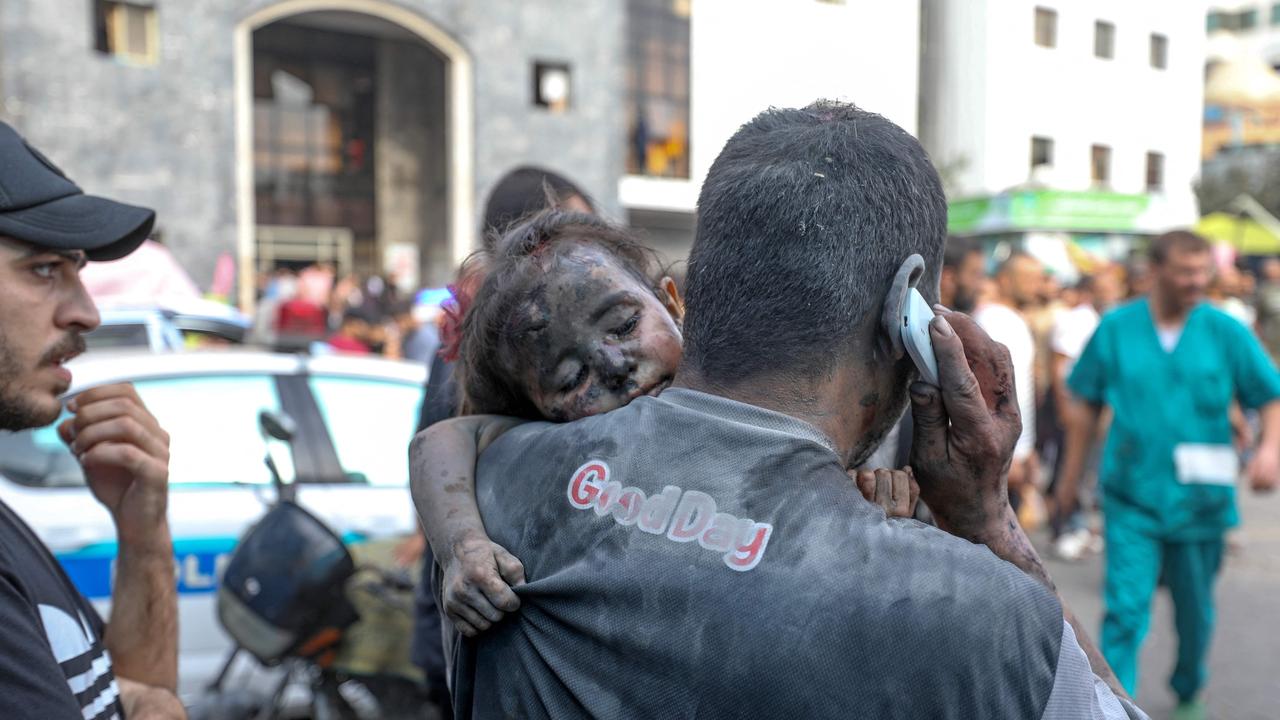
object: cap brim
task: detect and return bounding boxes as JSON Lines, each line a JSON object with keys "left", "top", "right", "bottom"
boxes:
{"left": 0, "top": 192, "right": 155, "bottom": 261}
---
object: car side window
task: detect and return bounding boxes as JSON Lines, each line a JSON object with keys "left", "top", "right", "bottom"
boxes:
{"left": 0, "top": 374, "right": 289, "bottom": 488}
{"left": 136, "top": 375, "right": 290, "bottom": 485}
{"left": 308, "top": 375, "right": 423, "bottom": 487}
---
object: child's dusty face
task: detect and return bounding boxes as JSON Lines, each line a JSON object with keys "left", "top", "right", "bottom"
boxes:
{"left": 511, "top": 243, "right": 683, "bottom": 421}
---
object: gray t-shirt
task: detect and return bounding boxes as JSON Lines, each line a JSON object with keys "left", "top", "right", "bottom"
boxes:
{"left": 454, "top": 389, "right": 1145, "bottom": 719}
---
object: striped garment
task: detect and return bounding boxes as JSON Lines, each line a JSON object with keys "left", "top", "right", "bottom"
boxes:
{"left": 38, "top": 605, "right": 121, "bottom": 720}
{"left": 0, "top": 500, "right": 124, "bottom": 720}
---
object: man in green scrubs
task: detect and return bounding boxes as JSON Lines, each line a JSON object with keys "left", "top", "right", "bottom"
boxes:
{"left": 1056, "top": 230, "right": 1280, "bottom": 719}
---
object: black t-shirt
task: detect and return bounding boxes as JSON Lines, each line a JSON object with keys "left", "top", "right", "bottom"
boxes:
{"left": 0, "top": 500, "right": 123, "bottom": 720}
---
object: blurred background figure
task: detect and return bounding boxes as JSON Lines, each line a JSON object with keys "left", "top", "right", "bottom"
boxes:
{"left": 940, "top": 236, "right": 986, "bottom": 313}
{"left": 327, "top": 308, "right": 374, "bottom": 355}
{"left": 1029, "top": 269, "right": 1069, "bottom": 506}
{"left": 1209, "top": 265, "right": 1256, "bottom": 328}
{"left": 275, "top": 267, "right": 329, "bottom": 345}
{"left": 1255, "top": 257, "right": 1280, "bottom": 362}
{"left": 391, "top": 300, "right": 436, "bottom": 364}
{"left": 480, "top": 166, "right": 595, "bottom": 235}
{"left": 1048, "top": 266, "right": 1124, "bottom": 561}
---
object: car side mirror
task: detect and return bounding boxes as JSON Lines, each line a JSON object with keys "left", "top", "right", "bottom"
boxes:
{"left": 259, "top": 410, "right": 297, "bottom": 443}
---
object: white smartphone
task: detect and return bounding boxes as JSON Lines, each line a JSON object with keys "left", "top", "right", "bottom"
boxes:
{"left": 901, "top": 288, "right": 940, "bottom": 386}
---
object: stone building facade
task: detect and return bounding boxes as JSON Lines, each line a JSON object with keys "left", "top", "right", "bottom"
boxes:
{"left": 0, "top": 0, "right": 626, "bottom": 302}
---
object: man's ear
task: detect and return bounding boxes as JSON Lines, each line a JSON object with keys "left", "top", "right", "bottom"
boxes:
{"left": 878, "top": 254, "right": 926, "bottom": 359}
{"left": 658, "top": 276, "right": 685, "bottom": 325}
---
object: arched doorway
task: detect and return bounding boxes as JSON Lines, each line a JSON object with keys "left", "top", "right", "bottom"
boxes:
{"left": 233, "top": 0, "right": 473, "bottom": 309}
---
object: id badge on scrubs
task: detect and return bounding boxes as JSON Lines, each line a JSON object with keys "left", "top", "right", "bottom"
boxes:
{"left": 1173, "top": 444, "right": 1240, "bottom": 486}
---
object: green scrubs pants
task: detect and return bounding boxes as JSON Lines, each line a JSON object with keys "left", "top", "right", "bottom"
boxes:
{"left": 1100, "top": 515, "right": 1224, "bottom": 701}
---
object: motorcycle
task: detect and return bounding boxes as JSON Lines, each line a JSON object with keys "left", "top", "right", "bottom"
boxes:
{"left": 194, "top": 410, "right": 435, "bottom": 720}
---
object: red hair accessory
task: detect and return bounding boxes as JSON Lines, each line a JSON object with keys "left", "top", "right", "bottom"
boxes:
{"left": 438, "top": 283, "right": 472, "bottom": 363}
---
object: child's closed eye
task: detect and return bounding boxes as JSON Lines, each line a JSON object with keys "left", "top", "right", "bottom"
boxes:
{"left": 613, "top": 312, "right": 640, "bottom": 337}
{"left": 560, "top": 364, "right": 589, "bottom": 392}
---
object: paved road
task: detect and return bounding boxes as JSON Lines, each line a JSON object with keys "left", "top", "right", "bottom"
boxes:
{"left": 1042, "top": 489, "right": 1280, "bottom": 719}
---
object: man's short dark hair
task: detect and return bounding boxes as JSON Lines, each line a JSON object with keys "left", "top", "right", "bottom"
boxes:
{"left": 681, "top": 101, "right": 947, "bottom": 383}
{"left": 944, "top": 236, "right": 980, "bottom": 270}
{"left": 1148, "top": 230, "right": 1210, "bottom": 265}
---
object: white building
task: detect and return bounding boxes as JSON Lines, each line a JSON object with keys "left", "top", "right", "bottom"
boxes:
{"left": 619, "top": 0, "right": 923, "bottom": 261}
{"left": 919, "top": 0, "right": 1205, "bottom": 265}
{"left": 1206, "top": 3, "right": 1280, "bottom": 66}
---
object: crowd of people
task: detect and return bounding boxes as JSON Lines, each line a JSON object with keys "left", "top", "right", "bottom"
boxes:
{"left": 4, "top": 95, "right": 1279, "bottom": 720}
{"left": 250, "top": 264, "right": 442, "bottom": 362}
{"left": 940, "top": 230, "right": 1280, "bottom": 719}
{"left": 943, "top": 238, "right": 1280, "bottom": 544}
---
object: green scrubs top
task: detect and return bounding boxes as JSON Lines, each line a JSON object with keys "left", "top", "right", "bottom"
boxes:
{"left": 1068, "top": 299, "right": 1280, "bottom": 540}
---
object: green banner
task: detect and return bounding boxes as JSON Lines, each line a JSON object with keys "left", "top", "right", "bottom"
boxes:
{"left": 948, "top": 190, "right": 1151, "bottom": 234}
{"left": 946, "top": 198, "right": 991, "bottom": 233}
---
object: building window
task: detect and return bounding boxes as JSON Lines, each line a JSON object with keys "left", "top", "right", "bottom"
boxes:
{"left": 1213, "top": 9, "right": 1262, "bottom": 32}
{"left": 1150, "top": 33, "right": 1168, "bottom": 69}
{"left": 1031, "top": 136, "right": 1054, "bottom": 169}
{"left": 1035, "top": 7, "right": 1057, "bottom": 48}
{"left": 1094, "top": 21, "right": 1115, "bottom": 59}
{"left": 92, "top": 0, "right": 157, "bottom": 65}
{"left": 626, "top": 0, "right": 691, "bottom": 178}
{"left": 1145, "top": 152, "right": 1164, "bottom": 191}
{"left": 1091, "top": 144, "right": 1111, "bottom": 185}
{"left": 533, "top": 62, "right": 571, "bottom": 113}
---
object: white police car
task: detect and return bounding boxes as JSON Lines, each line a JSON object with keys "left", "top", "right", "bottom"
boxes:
{"left": 0, "top": 350, "right": 425, "bottom": 698}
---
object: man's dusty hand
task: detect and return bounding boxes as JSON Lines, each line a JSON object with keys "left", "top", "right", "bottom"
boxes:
{"left": 908, "top": 310, "right": 1022, "bottom": 540}
{"left": 58, "top": 383, "right": 171, "bottom": 547}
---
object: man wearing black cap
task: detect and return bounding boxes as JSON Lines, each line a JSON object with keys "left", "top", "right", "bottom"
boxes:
{"left": 0, "top": 122, "right": 184, "bottom": 719}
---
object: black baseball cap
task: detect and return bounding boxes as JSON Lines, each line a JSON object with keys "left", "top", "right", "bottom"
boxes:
{"left": 0, "top": 122, "right": 154, "bottom": 261}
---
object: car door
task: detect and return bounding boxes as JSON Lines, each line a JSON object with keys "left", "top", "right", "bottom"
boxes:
{"left": 292, "top": 371, "right": 425, "bottom": 544}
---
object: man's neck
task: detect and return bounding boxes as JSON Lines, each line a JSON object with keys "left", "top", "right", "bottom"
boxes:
{"left": 1149, "top": 290, "right": 1190, "bottom": 326}
{"left": 673, "top": 367, "right": 865, "bottom": 465}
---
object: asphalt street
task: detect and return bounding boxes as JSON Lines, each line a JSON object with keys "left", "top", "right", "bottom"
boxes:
{"left": 1044, "top": 489, "right": 1280, "bottom": 719}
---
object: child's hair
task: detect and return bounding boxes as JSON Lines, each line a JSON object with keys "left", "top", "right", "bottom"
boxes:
{"left": 450, "top": 207, "right": 665, "bottom": 419}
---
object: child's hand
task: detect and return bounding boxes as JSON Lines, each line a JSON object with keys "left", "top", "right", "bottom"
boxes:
{"left": 441, "top": 536, "right": 527, "bottom": 636}
{"left": 852, "top": 467, "right": 920, "bottom": 519}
